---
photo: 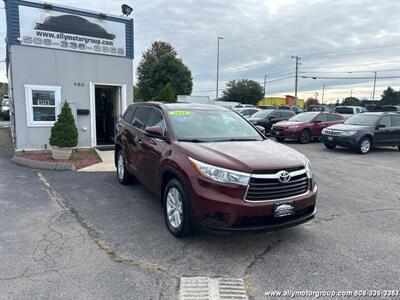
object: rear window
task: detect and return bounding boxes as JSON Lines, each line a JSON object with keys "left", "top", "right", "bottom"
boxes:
{"left": 335, "top": 107, "right": 354, "bottom": 114}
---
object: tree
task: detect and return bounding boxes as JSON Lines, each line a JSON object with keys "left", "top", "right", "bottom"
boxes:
{"left": 221, "top": 79, "right": 264, "bottom": 105}
{"left": 381, "top": 87, "right": 400, "bottom": 105}
{"left": 155, "top": 83, "right": 175, "bottom": 102}
{"left": 137, "top": 41, "right": 192, "bottom": 101}
{"left": 49, "top": 101, "right": 78, "bottom": 148}
{"left": 133, "top": 85, "right": 141, "bottom": 102}
{"left": 0, "top": 82, "right": 8, "bottom": 98}
{"left": 305, "top": 97, "right": 319, "bottom": 107}
{"left": 342, "top": 97, "right": 360, "bottom": 106}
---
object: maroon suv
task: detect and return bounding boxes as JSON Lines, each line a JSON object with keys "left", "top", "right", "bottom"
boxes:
{"left": 115, "top": 103, "right": 317, "bottom": 237}
{"left": 271, "top": 112, "right": 344, "bottom": 143}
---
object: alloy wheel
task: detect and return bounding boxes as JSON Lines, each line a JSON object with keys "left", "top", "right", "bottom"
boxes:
{"left": 166, "top": 187, "right": 183, "bottom": 229}
{"left": 117, "top": 153, "right": 124, "bottom": 180}
{"left": 360, "top": 139, "right": 371, "bottom": 154}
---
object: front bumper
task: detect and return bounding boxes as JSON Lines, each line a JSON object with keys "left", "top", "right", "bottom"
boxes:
{"left": 321, "top": 134, "right": 358, "bottom": 148}
{"left": 271, "top": 128, "right": 301, "bottom": 139}
{"left": 189, "top": 176, "right": 317, "bottom": 234}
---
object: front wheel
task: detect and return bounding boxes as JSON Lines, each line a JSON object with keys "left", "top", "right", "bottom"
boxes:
{"left": 324, "top": 143, "right": 336, "bottom": 150}
{"left": 356, "top": 137, "right": 372, "bottom": 154}
{"left": 163, "top": 179, "right": 193, "bottom": 237}
{"left": 299, "top": 129, "right": 311, "bottom": 144}
{"left": 275, "top": 137, "right": 285, "bottom": 142}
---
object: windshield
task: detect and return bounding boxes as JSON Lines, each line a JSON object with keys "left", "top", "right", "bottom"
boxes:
{"left": 168, "top": 109, "right": 263, "bottom": 142}
{"left": 289, "top": 112, "right": 317, "bottom": 122}
{"left": 250, "top": 110, "right": 273, "bottom": 118}
{"left": 335, "top": 107, "right": 354, "bottom": 114}
{"left": 345, "top": 114, "right": 380, "bottom": 126}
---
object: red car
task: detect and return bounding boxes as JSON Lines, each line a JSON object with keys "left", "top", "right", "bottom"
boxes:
{"left": 115, "top": 103, "right": 317, "bottom": 237}
{"left": 271, "top": 112, "right": 345, "bottom": 143}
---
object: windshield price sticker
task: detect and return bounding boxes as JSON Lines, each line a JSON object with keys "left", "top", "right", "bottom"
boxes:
{"left": 169, "top": 111, "right": 191, "bottom": 116}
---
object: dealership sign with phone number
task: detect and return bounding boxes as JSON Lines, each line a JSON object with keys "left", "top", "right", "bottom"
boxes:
{"left": 18, "top": 6, "right": 126, "bottom": 57}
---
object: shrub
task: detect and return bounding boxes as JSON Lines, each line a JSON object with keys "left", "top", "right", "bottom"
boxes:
{"left": 49, "top": 101, "right": 78, "bottom": 148}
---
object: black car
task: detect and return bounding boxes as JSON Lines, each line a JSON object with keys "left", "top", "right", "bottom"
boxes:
{"left": 307, "top": 105, "right": 331, "bottom": 112}
{"left": 247, "top": 109, "right": 295, "bottom": 134}
{"left": 321, "top": 112, "right": 400, "bottom": 154}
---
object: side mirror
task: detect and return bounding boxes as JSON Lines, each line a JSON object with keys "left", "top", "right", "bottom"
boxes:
{"left": 269, "top": 115, "right": 276, "bottom": 120}
{"left": 377, "top": 124, "right": 386, "bottom": 129}
{"left": 145, "top": 126, "right": 165, "bottom": 139}
{"left": 255, "top": 125, "right": 265, "bottom": 135}
{"left": 314, "top": 120, "right": 322, "bottom": 123}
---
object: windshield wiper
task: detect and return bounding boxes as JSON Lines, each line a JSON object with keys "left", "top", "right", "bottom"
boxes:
{"left": 178, "top": 139, "right": 208, "bottom": 143}
{"left": 214, "top": 138, "right": 260, "bottom": 142}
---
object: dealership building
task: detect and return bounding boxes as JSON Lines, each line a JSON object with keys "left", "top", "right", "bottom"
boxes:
{"left": 4, "top": 0, "right": 134, "bottom": 150}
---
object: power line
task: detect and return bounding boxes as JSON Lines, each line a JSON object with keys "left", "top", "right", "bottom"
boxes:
{"left": 301, "top": 75, "right": 399, "bottom": 80}
{"left": 301, "top": 60, "right": 400, "bottom": 70}
{"left": 300, "top": 68, "right": 400, "bottom": 74}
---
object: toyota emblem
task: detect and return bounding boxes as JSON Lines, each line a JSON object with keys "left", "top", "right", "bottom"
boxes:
{"left": 278, "top": 171, "right": 291, "bottom": 183}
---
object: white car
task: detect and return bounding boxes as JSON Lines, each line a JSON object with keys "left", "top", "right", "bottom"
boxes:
{"left": 0, "top": 99, "right": 10, "bottom": 120}
{"left": 334, "top": 106, "right": 367, "bottom": 119}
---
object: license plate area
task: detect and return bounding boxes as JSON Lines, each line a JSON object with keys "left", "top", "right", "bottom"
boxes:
{"left": 273, "top": 201, "right": 295, "bottom": 218}
{"left": 327, "top": 136, "right": 333, "bottom": 141}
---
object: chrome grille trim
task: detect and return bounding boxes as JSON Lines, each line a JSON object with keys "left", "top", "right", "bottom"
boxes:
{"left": 251, "top": 168, "right": 306, "bottom": 179}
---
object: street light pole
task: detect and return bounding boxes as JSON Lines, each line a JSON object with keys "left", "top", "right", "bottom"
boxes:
{"left": 216, "top": 36, "right": 223, "bottom": 101}
{"left": 263, "top": 75, "right": 268, "bottom": 97}
{"left": 321, "top": 84, "right": 325, "bottom": 104}
{"left": 292, "top": 55, "right": 301, "bottom": 101}
{"left": 372, "top": 71, "right": 377, "bottom": 100}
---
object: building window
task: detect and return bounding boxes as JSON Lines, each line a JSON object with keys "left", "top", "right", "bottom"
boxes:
{"left": 25, "top": 85, "right": 61, "bottom": 127}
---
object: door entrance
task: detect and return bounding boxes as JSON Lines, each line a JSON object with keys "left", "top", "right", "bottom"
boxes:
{"left": 95, "top": 85, "right": 120, "bottom": 146}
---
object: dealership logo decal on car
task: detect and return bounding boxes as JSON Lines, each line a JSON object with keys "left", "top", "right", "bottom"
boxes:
{"left": 278, "top": 170, "right": 291, "bottom": 183}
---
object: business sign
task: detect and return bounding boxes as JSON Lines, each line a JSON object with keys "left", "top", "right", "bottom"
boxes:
{"left": 19, "top": 6, "right": 126, "bottom": 56}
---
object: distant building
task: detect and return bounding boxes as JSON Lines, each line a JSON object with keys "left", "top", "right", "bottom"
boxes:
{"left": 258, "top": 95, "right": 305, "bottom": 108}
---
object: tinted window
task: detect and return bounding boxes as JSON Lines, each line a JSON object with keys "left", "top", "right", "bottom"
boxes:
{"left": 315, "top": 114, "right": 328, "bottom": 122}
{"left": 345, "top": 114, "right": 380, "bottom": 126}
{"left": 391, "top": 115, "right": 400, "bottom": 127}
{"left": 132, "top": 107, "right": 150, "bottom": 130}
{"left": 335, "top": 107, "right": 354, "bottom": 114}
{"left": 270, "top": 111, "right": 280, "bottom": 118}
{"left": 289, "top": 112, "right": 318, "bottom": 122}
{"left": 251, "top": 110, "right": 273, "bottom": 118}
{"left": 378, "top": 116, "right": 391, "bottom": 127}
{"left": 146, "top": 109, "right": 166, "bottom": 131}
{"left": 327, "top": 114, "right": 338, "bottom": 121}
{"left": 123, "top": 106, "right": 135, "bottom": 124}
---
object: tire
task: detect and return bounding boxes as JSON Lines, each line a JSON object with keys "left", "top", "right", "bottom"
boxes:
{"left": 324, "top": 143, "right": 336, "bottom": 149}
{"left": 356, "top": 137, "right": 372, "bottom": 154}
{"left": 275, "top": 137, "right": 285, "bottom": 142}
{"left": 299, "top": 129, "right": 311, "bottom": 144}
{"left": 398, "top": 145, "right": 400, "bottom": 152}
{"left": 163, "top": 178, "right": 193, "bottom": 237}
{"left": 116, "top": 150, "right": 133, "bottom": 185}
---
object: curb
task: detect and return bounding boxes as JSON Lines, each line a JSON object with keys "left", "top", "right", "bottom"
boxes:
{"left": 11, "top": 156, "right": 75, "bottom": 171}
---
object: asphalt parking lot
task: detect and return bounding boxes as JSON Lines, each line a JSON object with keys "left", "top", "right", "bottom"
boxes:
{"left": 1, "top": 136, "right": 399, "bottom": 299}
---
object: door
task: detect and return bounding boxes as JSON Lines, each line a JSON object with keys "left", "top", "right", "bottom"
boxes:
{"left": 311, "top": 114, "right": 328, "bottom": 137}
{"left": 390, "top": 115, "right": 400, "bottom": 144}
{"left": 140, "top": 108, "right": 169, "bottom": 190}
{"left": 374, "top": 115, "right": 394, "bottom": 145}
{"left": 127, "top": 106, "right": 151, "bottom": 178}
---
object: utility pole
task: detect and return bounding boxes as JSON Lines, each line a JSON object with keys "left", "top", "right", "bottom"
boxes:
{"left": 321, "top": 84, "right": 326, "bottom": 104}
{"left": 372, "top": 71, "right": 377, "bottom": 100}
{"left": 292, "top": 55, "right": 301, "bottom": 101}
{"left": 263, "top": 75, "right": 268, "bottom": 97}
{"left": 350, "top": 89, "right": 353, "bottom": 98}
{"left": 216, "top": 36, "right": 223, "bottom": 101}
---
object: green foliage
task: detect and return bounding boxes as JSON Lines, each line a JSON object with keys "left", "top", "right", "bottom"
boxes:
{"left": 155, "top": 83, "right": 175, "bottom": 102}
{"left": 0, "top": 82, "right": 8, "bottom": 98}
{"left": 137, "top": 41, "right": 192, "bottom": 101}
{"left": 342, "top": 97, "right": 360, "bottom": 106}
{"left": 305, "top": 97, "right": 319, "bottom": 107}
{"left": 221, "top": 79, "right": 264, "bottom": 105}
{"left": 133, "top": 85, "right": 141, "bottom": 102}
{"left": 380, "top": 86, "right": 400, "bottom": 105}
{"left": 49, "top": 101, "right": 78, "bottom": 148}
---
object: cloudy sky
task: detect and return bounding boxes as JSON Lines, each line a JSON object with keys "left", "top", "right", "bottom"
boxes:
{"left": 1, "top": 0, "right": 399, "bottom": 103}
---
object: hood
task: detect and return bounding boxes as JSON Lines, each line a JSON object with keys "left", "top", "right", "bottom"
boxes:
{"left": 178, "top": 139, "right": 307, "bottom": 173}
{"left": 326, "top": 123, "right": 371, "bottom": 131}
{"left": 274, "top": 121, "right": 306, "bottom": 127}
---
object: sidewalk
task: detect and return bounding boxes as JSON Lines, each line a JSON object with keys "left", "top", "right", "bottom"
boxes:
{"left": 78, "top": 149, "right": 116, "bottom": 172}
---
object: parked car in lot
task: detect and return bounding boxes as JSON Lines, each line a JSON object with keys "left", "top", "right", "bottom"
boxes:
{"left": 234, "top": 104, "right": 256, "bottom": 109}
{"left": 247, "top": 109, "right": 295, "bottom": 134}
{"left": 321, "top": 112, "right": 400, "bottom": 154}
{"left": 258, "top": 105, "right": 278, "bottom": 109}
{"left": 0, "top": 99, "right": 10, "bottom": 120}
{"left": 237, "top": 107, "right": 259, "bottom": 118}
{"left": 334, "top": 106, "right": 367, "bottom": 119}
{"left": 279, "top": 105, "right": 304, "bottom": 114}
{"left": 307, "top": 105, "right": 331, "bottom": 112}
{"left": 271, "top": 112, "right": 345, "bottom": 143}
{"left": 369, "top": 105, "right": 400, "bottom": 112}
{"left": 115, "top": 103, "right": 317, "bottom": 237}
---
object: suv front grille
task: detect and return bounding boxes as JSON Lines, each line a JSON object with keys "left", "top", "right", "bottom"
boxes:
{"left": 245, "top": 168, "right": 309, "bottom": 201}
{"left": 324, "top": 129, "right": 342, "bottom": 136}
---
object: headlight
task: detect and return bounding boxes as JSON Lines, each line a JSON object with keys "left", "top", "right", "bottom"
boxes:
{"left": 341, "top": 131, "right": 357, "bottom": 136}
{"left": 189, "top": 157, "right": 250, "bottom": 186}
{"left": 321, "top": 128, "right": 327, "bottom": 135}
{"left": 305, "top": 159, "right": 314, "bottom": 180}
{"left": 288, "top": 125, "right": 299, "bottom": 129}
